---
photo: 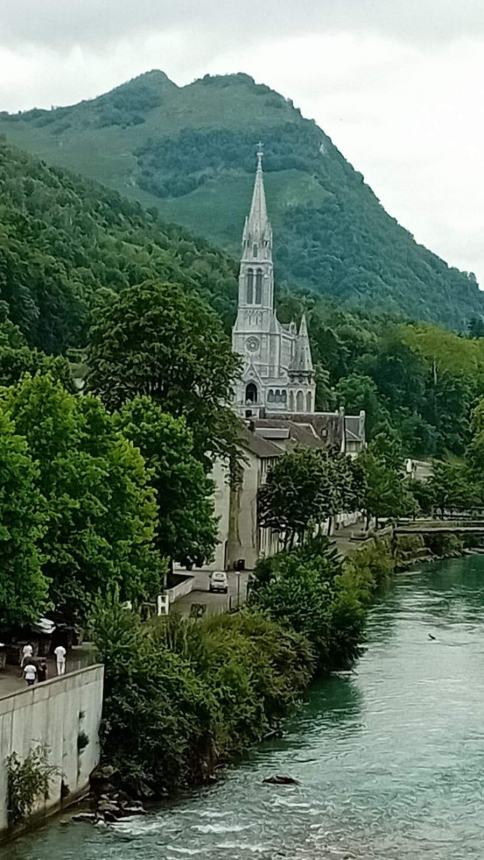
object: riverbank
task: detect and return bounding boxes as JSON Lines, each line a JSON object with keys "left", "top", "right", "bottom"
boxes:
{"left": 89, "top": 535, "right": 396, "bottom": 805}
{"left": 3, "top": 528, "right": 473, "bottom": 842}
{"left": 14, "top": 553, "right": 484, "bottom": 860}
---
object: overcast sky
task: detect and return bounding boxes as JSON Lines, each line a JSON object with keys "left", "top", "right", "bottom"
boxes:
{"left": 1, "top": 0, "right": 484, "bottom": 286}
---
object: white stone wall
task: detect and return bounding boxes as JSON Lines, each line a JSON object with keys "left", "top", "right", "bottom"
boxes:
{"left": 0, "top": 664, "right": 104, "bottom": 835}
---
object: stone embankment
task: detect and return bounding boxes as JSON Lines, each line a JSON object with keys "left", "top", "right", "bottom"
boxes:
{"left": 0, "top": 665, "right": 104, "bottom": 841}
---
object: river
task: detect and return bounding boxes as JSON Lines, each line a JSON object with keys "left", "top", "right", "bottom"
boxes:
{"left": 9, "top": 555, "right": 484, "bottom": 859}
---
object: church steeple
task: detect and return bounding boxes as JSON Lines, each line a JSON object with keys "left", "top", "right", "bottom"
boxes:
{"left": 238, "top": 144, "right": 274, "bottom": 310}
{"left": 232, "top": 147, "right": 316, "bottom": 418}
{"left": 242, "top": 143, "right": 272, "bottom": 262}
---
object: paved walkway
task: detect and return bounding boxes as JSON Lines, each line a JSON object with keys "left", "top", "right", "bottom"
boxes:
{"left": 173, "top": 569, "right": 250, "bottom": 616}
{"left": 0, "top": 645, "right": 96, "bottom": 698}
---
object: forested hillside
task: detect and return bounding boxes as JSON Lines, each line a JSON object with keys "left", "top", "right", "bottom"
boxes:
{"left": 0, "top": 142, "right": 237, "bottom": 353}
{"left": 1, "top": 70, "right": 482, "bottom": 328}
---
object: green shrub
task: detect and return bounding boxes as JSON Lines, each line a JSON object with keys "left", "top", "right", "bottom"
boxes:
{"left": 6, "top": 744, "right": 58, "bottom": 826}
{"left": 250, "top": 536, "right": 368, "bottom": 672}
{"left": 423, "top": 532, "right": 464, "bottom": 556}
{"left": 91, "top": 594, "right": 314, "bottom": 794}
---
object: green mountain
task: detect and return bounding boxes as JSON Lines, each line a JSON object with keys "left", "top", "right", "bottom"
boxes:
{"left": 0, "top": 70, "right": 481, "bottom": 329}
{"left": 0, "top": 141, "right": 237, "bottom": 353}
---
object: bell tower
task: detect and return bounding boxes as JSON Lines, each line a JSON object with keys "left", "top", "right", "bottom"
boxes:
{"left": 232, "top": 145, "right": 315, "bottom": 418}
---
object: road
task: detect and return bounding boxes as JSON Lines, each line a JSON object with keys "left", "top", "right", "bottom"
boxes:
{"left": 173, "top": 569, "right": 251, "bottom": 617}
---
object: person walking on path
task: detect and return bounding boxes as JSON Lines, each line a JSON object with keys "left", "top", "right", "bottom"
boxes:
{"left": 37, "top": 659, "right": 48, "bottom": 683}
{"left": 54, "top": 644, "right": 66, "bottom": 675}
{"left": 19, "top": 642, "right": 33, "bottom": 676}
{"left": 23, "top": 661, "right": 37, "bottom": 687}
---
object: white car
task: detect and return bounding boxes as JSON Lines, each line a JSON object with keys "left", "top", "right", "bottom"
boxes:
{"left": 209, "top": 571, "right": 229, "bottom": 594}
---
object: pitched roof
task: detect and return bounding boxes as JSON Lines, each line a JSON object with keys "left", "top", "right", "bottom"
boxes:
{"left": 237, "top": 423, "right": 284, "bottom": 459}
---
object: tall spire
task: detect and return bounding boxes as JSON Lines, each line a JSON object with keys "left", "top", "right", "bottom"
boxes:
{"left": 242, "top": 143, "right": 272, "bottom": 253}
{"left": 291, "top": 314, "right": 314, "bottom": 374}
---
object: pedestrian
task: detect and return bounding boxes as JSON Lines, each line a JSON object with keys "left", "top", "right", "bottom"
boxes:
{"left": 19, "top": 642, "right": 33, "bottom": 676}
{"left": 54, "top": 644, "right": 66, "bottom": 675}
{"left": 37, "top": 659, "right": 48, "bottom": 683}
{"left": 23, "top": 661, "right": 37, "bottom": 687}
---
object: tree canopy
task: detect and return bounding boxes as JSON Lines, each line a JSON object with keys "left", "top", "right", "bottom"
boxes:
{"left": 87, "top": 280, "right": 241, "bottom": 462}
{"left": 3, "top": 374, "right": 162, "bottom": 622}
{"left": 116, "top": 397, "right": 217, "bottom": 567}
{"left": 0, "top": 410, "right": 48, "bottom": 627}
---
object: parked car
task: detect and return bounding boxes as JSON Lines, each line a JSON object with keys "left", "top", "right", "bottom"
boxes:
{"left": 209, "top": 571, "right": 229, "bottom": 594}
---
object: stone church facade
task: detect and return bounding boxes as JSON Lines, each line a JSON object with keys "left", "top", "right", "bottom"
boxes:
{"left": 232, "top": 148, "right": 316, "bottom": 417}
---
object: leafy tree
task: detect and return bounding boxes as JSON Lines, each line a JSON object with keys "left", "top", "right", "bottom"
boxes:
{"left": 359, "top": 441, "right": 415, "bottom": 527}
{"left": 4, "top": 375, "right": 161, "bottom": 621}
{"left": 0, "top": 409, "right": 48, "bottom": 627}
{"left": 250, "top": 537, "right": 365, "bottom": 671}
{"left": 258, "top": 449, "right": 333, "bottom": 547}
{"left": 116, "top": 396, "right": 217, "bottom": 567}
{"left": 335, "top": 373, "right": 382, "bottom": 438}
{"left": 0, "top": 303, "right": 73, "bottom": 389}
{"left": 427, "top": 461, "right": 476, "bottom": 518}
{"left": 259, "top": 449, "right": 364, "bottom": 546}
{"left": 91, "top": 591, "right": 313, "bottom": 793}
{"left": 87, "top": 280, "right": 241, "bottom": 462}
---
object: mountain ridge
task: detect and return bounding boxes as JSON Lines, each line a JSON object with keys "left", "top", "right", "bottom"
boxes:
{"left": 0, "top": 70, "right": 481, "bottom": 329}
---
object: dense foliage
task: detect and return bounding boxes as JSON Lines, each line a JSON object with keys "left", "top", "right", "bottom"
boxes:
{"left": 277, "top": 290, "right": 484, "bottom": 457}
{"left": 1, "top": 374, "right": 163, "bottom": 624}
{"left": 6, "top": 745, "right": 58, "bottom": 826}
{"left": 0, "top": 141, "right": 238, "bottom": 353}
{"left": 1, "top": 70, "right": 482, "bottom": 328}
{"left": 91, "top": 594, "right": 314, "bottom": 794}
{"left": 115, "top": 397, "right": 217, "bottom": 567}
{"left": 87, "top": 280, "right": 240, "bottom": 461}
{"left": 258, "top": 448, "right": 365, "bottom": 546}
{"left": 0, "top": 410, "right": 48, "bottom": 627}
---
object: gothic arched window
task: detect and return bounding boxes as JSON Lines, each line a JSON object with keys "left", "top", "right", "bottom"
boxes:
{"left": 289, "top": 391, "right": 295, "bottom": 412}
{"left": 306, "top": 391, "right": 312, "bottom": 412}
{"left": 296, "top": 390, "right": 304, "bottom": 412}
{"left": 255, "top": 268, "right": 263, "bottom": 304}
{"left": 268, "top": 389, "right": 275, "bottom": 403}
{"left": 253, "top": 243, "right": 258, "bottom": 257}
{"left": 246, "top": 268, "right": 254, "bottom": 304}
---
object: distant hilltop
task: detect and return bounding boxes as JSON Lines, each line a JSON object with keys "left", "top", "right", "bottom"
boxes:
{"left": 1, "top": 69, "right": 482, "bottom": 330}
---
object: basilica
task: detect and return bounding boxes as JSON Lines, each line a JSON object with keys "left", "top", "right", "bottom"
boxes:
{"left": 232, "top": 148, "right": 316, "bottom": 417}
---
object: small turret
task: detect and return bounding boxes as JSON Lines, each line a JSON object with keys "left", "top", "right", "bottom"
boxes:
{"left": 290, "top": 314, "right": 314, "bottom": 375}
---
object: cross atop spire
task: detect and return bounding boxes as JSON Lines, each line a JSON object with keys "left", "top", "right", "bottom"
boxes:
{"left": 256, "top": 141, "right": 264, "bottom": 170}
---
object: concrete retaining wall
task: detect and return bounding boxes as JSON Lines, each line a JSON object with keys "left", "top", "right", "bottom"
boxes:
{"left": 166, "top": 574, "right": 194, "bottom": 604}
{"left": 0, "top": 664, "right": 104, "bottom": 835}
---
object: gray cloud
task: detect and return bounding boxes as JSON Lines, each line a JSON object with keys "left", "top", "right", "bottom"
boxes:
{"left": 2, "top": 0, "right": 484, "bottom": 50}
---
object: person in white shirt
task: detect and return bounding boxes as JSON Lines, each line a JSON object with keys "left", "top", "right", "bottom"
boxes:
{"left": 20, "top": 642, "right": 33, "bottom": 666}
{"left": 23, "top": 661, "right": 37, "bottom": 687}
{"left": 54, "top": 644, "right": 66, "bottom": 675}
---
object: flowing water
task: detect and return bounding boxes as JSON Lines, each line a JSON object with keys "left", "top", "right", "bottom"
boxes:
{"left": 9, "top": 555, "right": 484, "bottom": 860}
